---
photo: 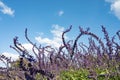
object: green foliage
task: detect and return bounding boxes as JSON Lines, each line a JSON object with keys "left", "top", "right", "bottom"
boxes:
{"left": 10, "top": 60, "right": 20, "bottom": 68}
{"left": 60, "top": 68, "right": 89, "bottom": 80}
{"left": 59, "top": 68, "right": 120, "bottom": 80}
{"left": 35, "top": 73, "right": 48, "bottom": 80}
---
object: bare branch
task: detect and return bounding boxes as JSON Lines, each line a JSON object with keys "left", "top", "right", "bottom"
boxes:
{"left": 62, "top": 25, "right": 72, "bottom": 50}
{"left": 32, "top": 44, "right": 39, "bottom": 59}
{"left": 116, "top": 30, "right": 120, "bottom": 40}
{"left": 79, "top": 26, "right": 106, "bottom": 53}
{"left": 102, "top": 26, "right": 113, "bottom": 55}
{"left": 25, "top": 28, "right": 41, "bottom": 59}
{"left": 13, "top": 37, "right": 24, "bottom": 52}
{"left": 71, "top": 27, "right": 84, "bottom": 58}
{"left": 10, "top": 45, "right": 21, "bottom": 55}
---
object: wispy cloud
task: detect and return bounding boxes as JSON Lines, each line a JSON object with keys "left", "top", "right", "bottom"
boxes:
{"left": 0, "top": 1, "right": 15, "bottom": 16}
{"left": 58, "top": 10, "right": 64, "bottom": 16}
{"left": 35, "top": 24, "right": 66, "bottom": 48}
{"left": 105, "top": 0, "right": 120, "bottom": 20}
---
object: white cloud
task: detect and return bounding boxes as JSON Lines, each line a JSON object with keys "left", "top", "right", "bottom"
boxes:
{"left": 35, "top": 24, "right": 66, "bottom": 48}
{"left": 0, "top": 52, "right": 18, "bottom": 67}
{"left": 1, "top": 44, "right": 34, "bottom": 62}
{"left": 58, "top": 10, "right": 64, "bottom": 16}
{"left": 22, "top": 43, "right": 38, "bottom": 57}
{"left": 105, "top": 0, "right": 120, "bottom": 20}
{"left": 1, "top": 52, "right": 19, "bottom": 61}
{"left": 51, "top": 24, "right": 65, "bottom": 41}
{"left": 0, "top": 25, "right": 67, "bottom": 67}
{"left": 111, "top": 0, "right": 120, "bottom": 20}
{"left": 0, "top": 1, "right": 14, "bottom": 16}
{"left": 22, "top": 43, "right": 33, "bottom": 52}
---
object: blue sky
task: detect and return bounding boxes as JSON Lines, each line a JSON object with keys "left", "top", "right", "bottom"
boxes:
{"left": 0, "top": 0, "right": 120, "bottom": 65}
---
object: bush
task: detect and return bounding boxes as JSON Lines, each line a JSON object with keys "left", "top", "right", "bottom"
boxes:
{"left": 0, "top": 26, "right": 120, "bottom": 79}
{"left": 60, "top": 68, "right": 89, "bottom": 80}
